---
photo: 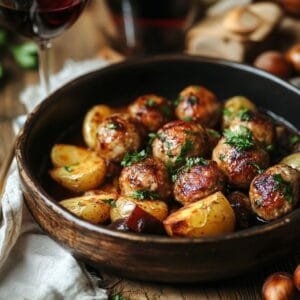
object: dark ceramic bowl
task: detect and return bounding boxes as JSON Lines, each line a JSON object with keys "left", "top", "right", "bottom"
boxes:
{"left": 16, "top": 55, "right": 300, "bottom": 283}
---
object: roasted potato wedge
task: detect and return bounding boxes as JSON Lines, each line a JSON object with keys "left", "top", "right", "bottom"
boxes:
{"left": 163, "top": 192, "right": 235, "bottom": 238}
{"left": 222, "top": 96, "right": 257, "bottom": 129}
{"left": 281, "top": 153, "right": 300, "bottom": 172}
{"left": 83, "top": 105, "right": 113, "bottom": 149}
{"left": 59, "top": 192, "right": 116, "bottom": 224}
{"left": 50, "top": 144, "right": 106, "bottom": 192}
{"left": 110, "top": 196, "right": 168, "bottom": 222}
{"left": 51, "top": 144, "right": 92, "bottom": 167}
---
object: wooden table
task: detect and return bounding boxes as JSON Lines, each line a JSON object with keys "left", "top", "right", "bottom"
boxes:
{"left": 0, "top": 1, "right": 300, "bottom": 299}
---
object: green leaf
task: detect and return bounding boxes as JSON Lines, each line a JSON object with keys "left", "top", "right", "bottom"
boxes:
{"left": 175, "top": 139, "right": 193, "bottom": 165}
{"left": 102, "top": 198, "right": 116, "bottom": 208}
{"left": 0, "top": 62, "right": 3, "bottom": 79}
{"left": 106, "top": 122, "right": 119, "bottom": 129}
{"left": 272, "top": 173, "right": 294, "bottom": 203}
{"left": 131, "top": 190, "right": 159, "bottom": 200}
{"left": 224, "top": 126, "right": 255, "bottom": 151}
{"left": 290, "top": 134, "right": 300, "bottom": 146}
{"left": 111, "top": 294, "right": 124, "bottom": 300}
{"left": 11, "top": 42, "right": 38, "bottom": 69}
{"left": 121, "top": 149, "right": 148, "bottom": 167}
{"left": 0, "top": 29, "right": 7, "bottom": 47}
{"left": 237, "top": 108, "right": 252, "bottom": 122}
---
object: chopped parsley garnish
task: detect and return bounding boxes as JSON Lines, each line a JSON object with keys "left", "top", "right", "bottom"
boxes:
{"left": 148, "top": 132, "right": 160, "bottom": 144}
{"left": 121, "top": 149, "right": 148, "bottom": 167}
{"left": 207, "top": 128, "right": 221, "bottom": 138}
{"left": 187, "top": 95, "right": 198, "bottom": 105}
{"left": 64, "top": 166, "right": 73, "bottom": 172}
{"left": 131, "top": 190, "right": 160, "bottom": 200}
{"left": 175, "top": 139, "right": 193, "bottom": 165}
{"left": 237, "top": 108, "right": 252, "bottom": 121}
{"left": 224, "top": 126, "right": 255, "bottom": 151}
{"left": 102, "top": 198, "right": 116, "bottom": 208}
{"left": 173, "top": 95, "right": 183, "bottom": 106}
{"left": 290, "top": 134, "right": 300, "bottom": 145}
{"left": 184, "top": 129, "right": 198, "bottom": 136}
{"left": 273, "top": 174, "right": 294, "bottom": 203}
{"left": 146, "top": 98, "right": 156, "bottom": 107}
{"left": 223, "top": 108, "right": 232, "bottom": 117}
{"left": 219, "top": 154, "right": 226, "bottom": 161}
{"left": 106, "top": 122, "right": 119, "bottom": 130}
{"left": 172, "top": 156, "right": 208, "bottom": 182}
{"left": 248, "top": 162, "right": 264, "bottom": 174}
{"left": 160, "top": 105, "right": 172, "bottom": 118}
{"left": 111, "top": 295, "right": 124, "bottom": 300}
{"left": 184, "top": 117, "right": 193, "bottom": 122}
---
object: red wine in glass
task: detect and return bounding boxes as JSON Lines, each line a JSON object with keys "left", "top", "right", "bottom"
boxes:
{"left": 0, "top": 0, "right": 88, "bottom": 92}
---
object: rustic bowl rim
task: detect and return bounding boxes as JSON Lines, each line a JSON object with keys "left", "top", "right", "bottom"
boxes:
{"left": 16, "top": 54, "right": 300, "bottom": 244}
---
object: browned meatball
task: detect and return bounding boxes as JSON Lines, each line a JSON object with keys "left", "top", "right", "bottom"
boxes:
{"left": 212, "top": 132, "right": 270, "bottom": 188}
{"left": 249, "top": 164, "right": 300, "bottom": 221}
{"left": 96, "top": 113, "right": 141, "bottom": 162}
{"left": 229, "top": 110, "right": 275, "bottom": 147}
{"left": 173, "top": 158, "right": 226, "bottom": 205}
{"left": 128, "top": 94, "right": 173, "bottom": 132}
{"left": 152, "top": 120, "right": 207, "bottom": 166}
{"left": 175, "top": 85, "right": 221, "bottom": 127}
{"left": 119, "top": 157, "right": 172, "bottom": 200}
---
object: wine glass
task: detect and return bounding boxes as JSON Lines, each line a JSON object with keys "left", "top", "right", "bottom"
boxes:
{"left": 0, "top": 0, "right": 88, "bottom": 93}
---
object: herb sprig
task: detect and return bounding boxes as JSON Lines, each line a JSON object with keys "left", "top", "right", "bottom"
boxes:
{"left": 172, "top": 156, "right": 208, "bottom": 182}
{"left": 121, "top": 149, "right": 148, "bottom": 167}
{"left": 102, "top": 198, "right": 116, "bottom": 208}
{"left": 175, "top": 139, "right": 193, "bottom": 165}
{"left": 224, "top": 126, "right": 255, "bottom": 151}
{"left": 131, "top": 190, "right": 159, "bottom": 200}
{"left": 273, "top": 174, "right": 294, "bottom": 203}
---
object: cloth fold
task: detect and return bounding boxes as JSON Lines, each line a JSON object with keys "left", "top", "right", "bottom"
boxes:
{"left": 0, "top": 59, "right": 110, "bottom": 300}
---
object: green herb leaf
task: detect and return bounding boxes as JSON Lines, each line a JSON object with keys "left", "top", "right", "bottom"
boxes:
{"left": 121, "top": 149, "right": 148, "bottom": 167}
{"left": 219, "top": 154, "right": 226, "bottom": 161}
{"left": 223, "top": 108, "right": 232, "bottom": 117}
{"left": 0, "top": 29, "right": 7, "bottom": 47}
{"left": 172, "top": 156, "right": 208, "bottom": 182}
{"left": 290, "top": 134, "right": 300, "bottom": 146}
{"left": 131, "top": 190, "right": 159, "bottom": 200}
{"left": 102, "top": 198, "right": 116, "bottom": 208}
{"left": 175, "top": 139, "right": 193, "bottom": 165}
{"left": 237, "top": 108, "right": 252, "bottom": 121}
{"left": 160, "top": 105, "right": 172, "bottom": 118}
{"left": 64, "top": 166, "right": 73, "bottom": 173}
{"left": 106, "top": 122, "right": 118, "bottom": 129}
{"left": 0, "top": 62, "right": 3, "bottom": 79}
{"left": 224, "top": 126, "right": 255, "bottom": 151}
{"left": 248, "top": 162, "right": 264, "bottom": 174}
{"left": 184, "top": 117, "right": 193, "bottom": 122}
{"left": 207, "top": 128, "right": 221, "bottom": 138}
{"left": 187, "top": 95, "right": 198, "bottom": 105}
{"left": 273, "top": 173, "right": 294, "bottom": 203}
{"left": 112, "top": 294, "right": 124, "bottom": 300}
{"left": 146, "top": 98, "right": 156, "bottom": 107}
{"left": 11, "top": 42, "right": 38, "bottom": 69}
{"left": 173, "top": 96, "right": 183, "bottom": 106}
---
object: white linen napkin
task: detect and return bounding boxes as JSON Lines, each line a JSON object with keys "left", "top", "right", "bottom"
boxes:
{"left": 0, "top": 58, "right": 111, "bottom": 300}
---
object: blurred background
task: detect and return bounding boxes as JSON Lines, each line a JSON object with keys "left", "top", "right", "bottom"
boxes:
{"left": 0, "top": 0, "right": 299, "bottom": 162}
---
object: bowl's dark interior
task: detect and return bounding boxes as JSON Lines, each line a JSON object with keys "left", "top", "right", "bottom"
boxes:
{"left": 25, "top": 56, "right": 300, "bottom": 191}
{"left": 19, "top": 55, "right": 300, "bottom": 282}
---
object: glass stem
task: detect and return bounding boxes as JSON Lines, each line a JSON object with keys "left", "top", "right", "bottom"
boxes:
{"left": 38, "top": 40, "right": 52, "bottom": 95}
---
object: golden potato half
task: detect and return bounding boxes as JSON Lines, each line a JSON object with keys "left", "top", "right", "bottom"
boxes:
{"left": 110, "top": 196, "right": 168, "bottom": 222}
{"left": 60, "top": 192, "right": 117, "bottom": 224}
{"left": 164, "top": 192, "right": 235, "bottom": 238}
{"left": 50, "top": 144, "right": 106, "bottom": 192}
{"left": 83, "top": 104, "right": 113, "bottom": 149}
